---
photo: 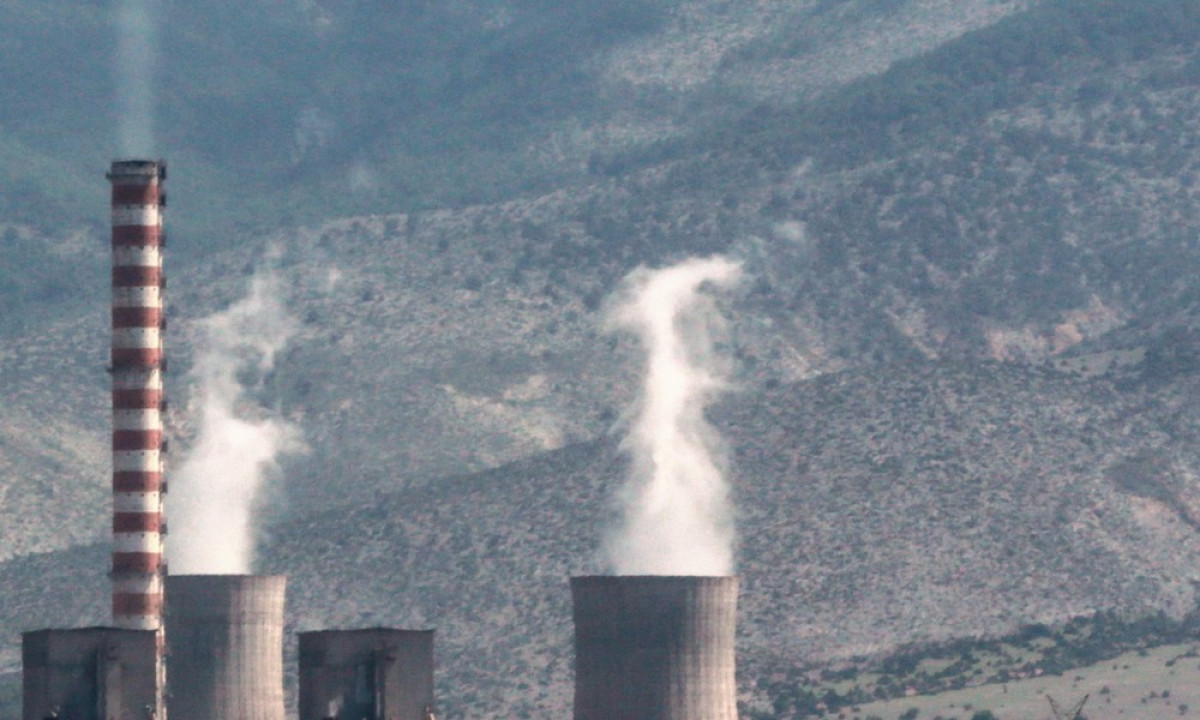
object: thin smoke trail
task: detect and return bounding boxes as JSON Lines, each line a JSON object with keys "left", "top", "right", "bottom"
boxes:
{"left": 168, "top": 272, "right": 304, "bottom": 574}
{"left": 116, "top": 0, "right": 156, "bottom": 155}
{"left": 604, "top": 256, "right": 742, "bottom": 576}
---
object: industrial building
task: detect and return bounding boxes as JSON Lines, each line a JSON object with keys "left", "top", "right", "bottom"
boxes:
{"left": 21, "top": 628, "right": 157, "bottom": 720}
{"left": 166, "top": 575, "right": 287, "bottom": 720}
{"left": 19, "top": 160, "right": 741, "bottom": 719}
{"left": 298, "top": 629, "right": 435, "bottom": 720}
{"left": 20, "top": 160, "right": 441, "bottom": 720}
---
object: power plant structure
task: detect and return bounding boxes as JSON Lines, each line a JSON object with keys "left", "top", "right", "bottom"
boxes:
{"left": 298, "top": 629, "right": 435, "bottom": 720}
{"left": 21, "top": 628, "right": 157, "bottom": 720}
{"left": 108, "top": 159, "right": 169, "bottom": 716}
{"left": 109, "top": 159, "right": 168, "bottom": 630}
{"left": 165, "top": 576, "right": 287, "bottom": 720}
{"left": 571, "top": 575, "right": 739, "bottom": 720}
{"left": 20, "top": 159, "right": 171, "bottom": 720}
{"left": 19, "top": 160, "right": 747, "bottom": 720}
{"left": 20, "top": 160, "right": 440, "bottom": 720}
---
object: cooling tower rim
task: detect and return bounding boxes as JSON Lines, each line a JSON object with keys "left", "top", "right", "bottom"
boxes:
{"left": 110, "top": 158, "right": 165, "bottom": 167}
{"left": 165, "top": 573, "right": 287, "bottom": 598}
{"left": 298, "top": 627, "right": 435, "bottom": 636}
{"left": 570, "top": 574, "right": 739, "bottom": 582}
{"left": 108, "top": 158, "right": 166, "bottom": 178}
{"left": 167, "top": 573, "right": 286, "bottom": 579}
{"left": 570, "top": 575, "right": 740, "bottom": 604}
{"left": 571, "top": 574, "right": 738, "bottom": 577}
{"left": 166, "top": 574, "right": 288, "bottom": 587}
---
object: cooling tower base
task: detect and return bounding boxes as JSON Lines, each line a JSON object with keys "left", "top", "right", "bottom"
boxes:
{"left": 571, "top": 575, "right": 739, "bottom": 720}
{"left": 166, "top": 575, "right": 286, "bottom": 720}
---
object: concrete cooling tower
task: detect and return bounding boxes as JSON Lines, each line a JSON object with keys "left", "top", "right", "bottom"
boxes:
{"left": 571, "top": 575, "right": 739, "bottom": 720}
{"left": 21, "top": 628, "right": 157, "bottom": 720}
{"left": 165, "top": 575, "right": 286, "bottom": 720}
{"left": 298, "top": 629, "right": 435, "bottom": 720}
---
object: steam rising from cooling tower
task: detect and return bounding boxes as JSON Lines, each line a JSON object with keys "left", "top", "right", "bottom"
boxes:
{"left": 170, "top": 272, "right": 303, "bottom": 574}
{"left": 115, "top": 0, "right": 157, "bottom": 155}
{"left": 604, "top": 256, "right": 742, "bottom": 576}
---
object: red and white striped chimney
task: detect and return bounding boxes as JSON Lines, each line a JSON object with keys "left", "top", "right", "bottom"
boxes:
{"left": 108, "top": 159, "right": 167, "bottom": 636}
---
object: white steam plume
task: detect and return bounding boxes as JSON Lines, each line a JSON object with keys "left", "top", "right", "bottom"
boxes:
{"left": 604, "top": 256, "right": 742, "bottom": 576}
{"left": 115, "top": 0, "right": 156, "bottom": 155}
{"left": 169, "top": 272, "right": 304, "bottom": 574}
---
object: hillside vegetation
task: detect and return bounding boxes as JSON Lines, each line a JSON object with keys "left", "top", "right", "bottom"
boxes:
{"left": 6, "top": 1, "right": 1200, "bottom": 718}
{"left": 0, "top": 0, "right": 1027, "bottom": 318}
{"left": 9, "top": 363, "right": 1200, "bottom": 717}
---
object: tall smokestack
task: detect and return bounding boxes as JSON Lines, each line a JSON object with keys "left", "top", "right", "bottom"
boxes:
{"left": 165, "top": 575, "right": 287, "bottom": 720}
{"left": 571, "top": 575, "right": 738, "bottom": 720}
{"left": 107, "top": 158, "right": 167, "bottom": 715}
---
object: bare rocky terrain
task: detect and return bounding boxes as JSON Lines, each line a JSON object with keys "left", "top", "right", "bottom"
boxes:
{"left": 6, "top": 0, "right": 1200, "bottom": 718}
{"left": 9, "top": 362, "right": 1200, "bottom": 717}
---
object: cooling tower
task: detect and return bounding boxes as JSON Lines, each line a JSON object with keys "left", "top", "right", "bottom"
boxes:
{"left": 571, "top": 575, "right": 738, "bottom": 720}
{"left": 21, "top": 628, "right": 157, "bottom": 720}
{"left": 298, "top": 629, "right": 435, "bottom": 720}
{"left": 165, "top": 575, "right": 286, "bottom": 720}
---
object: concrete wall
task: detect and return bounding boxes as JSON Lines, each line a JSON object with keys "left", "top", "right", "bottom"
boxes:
{"left": 571, "top": 576, "right": 739, "bottom": 720}
{"left": 165, "top": 575, "right": 286, "bottom": 720}
{"left": 298, "top": 629, "right": 435, "bottom": 720}
{"left": 22, "top": 628, "right": 158, "bottom": 720}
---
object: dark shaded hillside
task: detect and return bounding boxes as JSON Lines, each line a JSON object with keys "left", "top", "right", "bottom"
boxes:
{"left": 548, "top": 0, "right": 1200, "bottom": 368}
{"left": 0, "top": 0, "right": 663, "bottom": 241}
{"left": 723, "top": 0, "right": 1200, "bottom": 169}
{"left": 0, "top": 0, "right": 1030, "bottom": 322}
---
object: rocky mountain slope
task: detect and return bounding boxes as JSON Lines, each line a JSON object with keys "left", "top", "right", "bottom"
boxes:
{"left": 264, "top": 363, "right": 1200, "bottom": 718}
{"left": 0, "top": 0, "right": 1034, "bottom": 243}
{"left": 6, "top": 1, "right": 1200, "bottom": 718}
{"left": 0, "top": 0, "right": 1065, "bottom": 540}
{"left": 7, "top": 362, "right": 1200, "bottom": 716}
